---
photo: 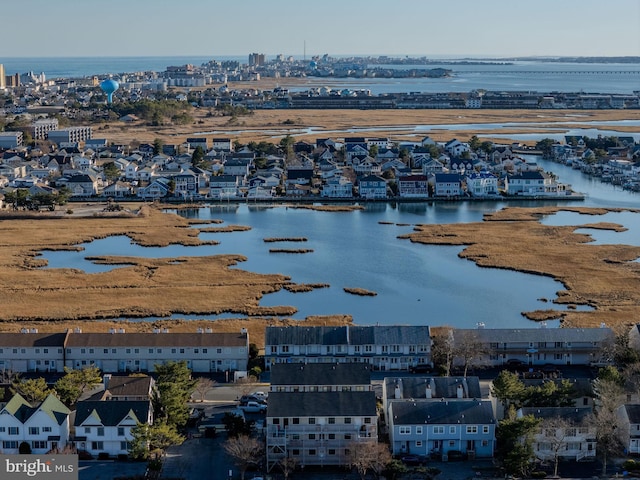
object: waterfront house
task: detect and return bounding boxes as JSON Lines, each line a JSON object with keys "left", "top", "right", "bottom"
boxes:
{"left": 266, "top": 363, "right": 377, "bottom": 471}
{"left": 518, "top": 407, "right": 596, "bottom": 463}
{"left": 137, "top": 178, "right": 170, "bottom": 199}
{"left": 0, "top": 393, "right": 71, "bottom": 454}
{"left": 74, "top": 400, "right": 152, "bottom": 458}
{"left": 60, "top": 173, "right": 99, "bottom": 197}
{"left": 321, "top": 176, "right": 353, "bottom": 198}
{"left": 209, "top": 174, "right": 239, "bottom": 199}
{"left": 398, "top": 174, "right": 429, "bottom": 198}
{"left": 505, "top": 171, "right": 555, "bottom": 196}
{"left": 452, "top": 327, "right": 614, "bottom": 367}
{"left": 387, "top": 400, "right": 496, "bottom": 459}
{"left": 358, "top": 174, "right": 387, "bottom": 199}
{"left": 265, "top": 325, "right": 431, "bottom": 371}
{"left": 211, "top": 138, "right": 233, "bottom": 152}
{"left": 465, "top": 171, "right": 499, "bottom": 197}
{"left": 433, "top": 173, "right": 462, "bottom": 197}
{"left": 444, "top": 139, "right": 470, "bottom": 158}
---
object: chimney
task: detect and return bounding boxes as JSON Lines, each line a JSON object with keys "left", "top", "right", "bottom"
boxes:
{"left": 394, "top": 379, "right": 402, "bottom": 400}
{"left": 103, "top": 374, "right": 112, "bottom": 390}
{"left": 425, "top": 384, "right": 432, "bottom": 399}
{"left": 457, "top": 384, "right": 464, "bottom": 399}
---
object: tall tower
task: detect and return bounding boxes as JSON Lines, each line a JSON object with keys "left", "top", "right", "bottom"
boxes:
{"left": 0, "top": 64, "right": 6, "bottom": 89}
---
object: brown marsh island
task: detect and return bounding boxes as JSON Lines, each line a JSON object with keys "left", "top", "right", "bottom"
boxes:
{"left": 1, "top": 204, "right": 639, "bottom": 345}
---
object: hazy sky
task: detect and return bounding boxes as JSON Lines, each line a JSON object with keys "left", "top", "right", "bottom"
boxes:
{"left": 2, "top": 0, "right": 639, "bottom": 58}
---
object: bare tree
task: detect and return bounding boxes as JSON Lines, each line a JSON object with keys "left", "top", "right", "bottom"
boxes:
{"left": 592, "top": 377, "right": 627, "bottom": 476}
{"left": 194, "top": 377, "right": 216, "bottom": 402}
{"left": 278, "top": 456, "right": 297, "bottom": 480}
{"left": 223, "top": 434, "right": 264, "bottom": 480}
{"left": 453, "top": 329, "right": 490, "bottom": 376}
{"left": 347, "top": 441, "right": 392, "bottom": 480}
{"left": 431, "top": 327, "right": 454, "bottom": 376}
{"left": 538, "top": 417, "right": 570, "bottom": 477}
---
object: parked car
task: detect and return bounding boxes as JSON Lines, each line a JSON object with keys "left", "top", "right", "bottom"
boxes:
{"left": 446, "top": 450, "right": 466, "bottom": 461}
{"left": 252, "top": 391, "right": 268, "bottom": 399}
{"left": 505, "top": 359, "right": 527, "bottom": 371}
{"left": 239, "top": 401, "right": 267, "bottom": 413}
{"left": 240, "top": 395, "right": 267, "bottom": 406}
{"left": 400, "top": 455, "right": 423, "bottom": 466}
{"left": 409, "top": 364, "right": 433, "bottom": 374}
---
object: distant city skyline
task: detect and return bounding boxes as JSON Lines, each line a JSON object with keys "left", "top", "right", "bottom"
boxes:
{"left": 1, "top": 0, "right": 639, "bottom": 59}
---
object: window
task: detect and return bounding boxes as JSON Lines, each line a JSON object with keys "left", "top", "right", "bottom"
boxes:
{"left": 201, "top": 349, "right": 206, "bottom": 354}
{"left": 328, "top": 417, "right": 335, "bottom": 424}
{"left": 44, "top": 348, "right": 48, "bottom": 354}
{"left": 292, "top": 418, "right": 300, "bottom": 425}
{"left": 3, "top": 441, "right": 18, "bottom": 449}
{"left": 120, "top": 441, "right": 132, "bottom": 451}
{"left": 85, "top": 427, "right": 91, "bottom": 434}
{"left": 328, "top": 449, "right": 336, "bottom": 455}
{"left": 482, "top": 426, "right": 490, "bottom": 434}
{"left": 134, "top": 349, "right": 139, "bottom": 354}
{"left": 328, "top": 433, "right": 336, "bottom": 440}
{"left": 433, "top": 426, "right": 444, "bottom": 434}
{"left": 81, "top": 349, "right": 86, "bottom": 354}
{"left": 416, "top": 426, "right": 423, "bottom": 435}
{"left": 118, "top": 427, "right": 125, "bottom": 436}
{"left": 399, "top": 426, "right": 411, "bottom": 435}
{"left": 13, "top": 349, "right": 17, "bottom": 354}
{"left": 344, "top": 417, "right": 352, "bottom": 424}
{"left": 467, "top": 426, "right": 478, "bottom": 434}
{"left": 180, "top": 349, "right": 185, "bottom": 354}
{"left": 0, "top": 427, "right": 5, "bottom": 432}
{"left": 42, "top": 427, "right": 51, "bottom": 433}
{"left": 8, "top": 427, "right": 19, "bottom": 435}
{"left": 272, "top": 418, "right": 280, "bottom": 425}
{"left": 308, "top": 434, "right": 316, "bottom": 440}
{"left": 449, "top": 426, "right": 456, "bottom": 434}
{"left": 171, "top": 349, "right": 176, "bottom": 354}
{"left": 382, "top": 346, "right": 389, "bottom": 353}
{"left": 89, "top": 349, "right": 94, "bottom": 354}
{"left": 309, "top": 418, "right": 315, "bottom": 425}
{"left": 364, "top": 417, "right": 372, "bottom": 424}
{"left": 481, "top": 440, "right": 489, "bottom": 447}
{"left": 97, "top": 427, "right": 105, "bottom": 437}
{"left": 91, "top": 441, "right": 104, "bottom": 451}
{"left": 416, "top": 441, "right": 423, "bottom": 447}
{"left": 292, "top": 449, "right": 300, "bottom": 455}
{"left": 149, "top": 349, "right": 154, "bottom": 354}
{"left": 32, "top": 441, "right": 47, "bottom": 449}
{"left": 35, "top": 348, "right": 40, "bottom": 354}
{"left": 345, "top": 434, "right": 352, "bottom": 440}
{"left": 365, "top": 345, "right": 373, "bottom": 352}
{"left": 449, "top": 440, "right": 456, "bottom": 447}
{"left": 104, "top": 349, "right": 109, "bottom": 354}
{"left": 194, "top": 348, "right": 199, "bottom": 354}
{"left": 308, "top": 449, "right": 316, "bottom": 456}
{"left": 29, "top": 427, "right": 39, "bottom": 435}
{"left": 126, "top": 349, "right": 131, "bottom": 354}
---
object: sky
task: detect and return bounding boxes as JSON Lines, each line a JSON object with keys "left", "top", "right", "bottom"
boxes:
{"left": 1, "top": 0, "right": 639, "bottom": 58}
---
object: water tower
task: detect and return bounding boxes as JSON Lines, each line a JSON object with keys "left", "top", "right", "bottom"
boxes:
{"left": 99, "top": 78, "right": 119, "bottom": 104}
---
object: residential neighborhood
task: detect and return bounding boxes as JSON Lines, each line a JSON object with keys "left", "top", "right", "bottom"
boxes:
{"left": 1, "top": 323, "right": 640, "bottom": 478}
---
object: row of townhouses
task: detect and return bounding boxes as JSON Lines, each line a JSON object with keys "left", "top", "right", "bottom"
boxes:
{"left": 0, "top": 329, "right": 249, "bottom": 374}
{"left": 0, "top": 325, "right": 615, "bottom": 376}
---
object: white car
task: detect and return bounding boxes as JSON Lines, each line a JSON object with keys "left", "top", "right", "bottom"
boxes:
{"left": 239, "top": 401, "right": 267, "bottom": 413}
{"left": 252, "top": 391, "right": 268, "bottom": 399}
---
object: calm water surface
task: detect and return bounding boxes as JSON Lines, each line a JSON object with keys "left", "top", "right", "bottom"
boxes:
{"left": 42, "top": 156, "right": 640, "bottom": 328}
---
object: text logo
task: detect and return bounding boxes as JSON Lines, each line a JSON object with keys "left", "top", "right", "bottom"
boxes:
{"left": 0, "top": 455, "right": 77, "bottom": 480}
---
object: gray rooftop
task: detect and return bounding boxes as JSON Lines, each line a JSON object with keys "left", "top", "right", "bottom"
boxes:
{"left": 519, "top": 407, "right": 592, "bottom": 423}
{"left": 267, "top": 391, "right": 377, "bottom": 417}
{"left": 271, "top": 363, "right": 371, "bottom": 386}
{"left": 390, "top": 400, "right": 495, "bottom": 425}
{"left": 384, "top": 376, "right": 482, "bottom": 400}
{"left": 454, "top": 327, "right": 613, "bottom": 344}
{"left": 265, "top": 325, "right": 430, "bottom": 346}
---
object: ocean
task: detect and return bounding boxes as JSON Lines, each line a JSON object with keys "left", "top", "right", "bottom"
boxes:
{"left": 1, "top": 56, "right": 639, "bottom": 94}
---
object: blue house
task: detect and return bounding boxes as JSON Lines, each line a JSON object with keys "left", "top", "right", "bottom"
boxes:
{"left": 388, "top": 400, "right": 496, "bottom": 459}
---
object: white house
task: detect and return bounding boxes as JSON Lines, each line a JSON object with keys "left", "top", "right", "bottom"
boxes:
{"left": 74, "top": 400, "right": 152, "bottom": 457}
{"left": 0, "top": 393, "right": 71, "bottom": 454}
{"left": 465, "top": 171, "right": 499, "bottom": 197}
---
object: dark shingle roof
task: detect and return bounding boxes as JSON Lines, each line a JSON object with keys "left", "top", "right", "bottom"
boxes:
{"left": 384, "top": 376, "right": 482, "bottom": 400}
{"left": 623, "top": 404, "right": 640, "bottom": 424}
{"left": 66, "top": 332, "right": 247, "bottom": 348}
{"left": 75, "top": 400, "right": 150, "bottom": 427}
{"left": 267, "top": 391, "right": 376, "bottom": 417}
{"left": 0, "top": 333, "right": 67, "bottom": 348}
{"left": 519, "top": 407, "right": 592, "bottom": 424}
{"left": 390, "top": 400, "right": 495, "bottom": 425}
{"left": 265, "top": 325, "right": 430, "bottom": 347}
{"left": 270, "top": 363, "right": 371, "bottom": 386}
